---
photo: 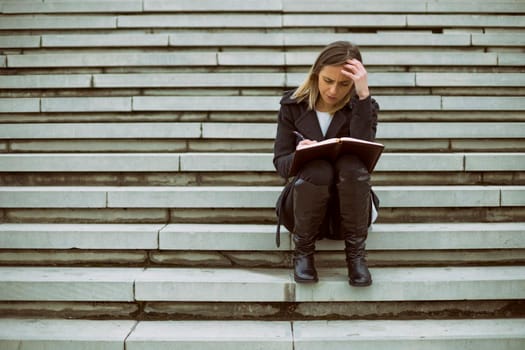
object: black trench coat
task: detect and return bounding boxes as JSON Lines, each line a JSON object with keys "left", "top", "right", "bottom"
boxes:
{"left": 273, "top": 90, "right": 380, "bottom": 245}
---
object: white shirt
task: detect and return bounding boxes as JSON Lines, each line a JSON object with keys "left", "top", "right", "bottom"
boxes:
{"left": 316, "top": 110, "right": 333, "bottom": 137}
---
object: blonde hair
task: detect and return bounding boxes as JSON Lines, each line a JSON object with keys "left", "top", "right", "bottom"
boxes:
{"left": 292, "top": 41, "right": 363, "bottom": 114}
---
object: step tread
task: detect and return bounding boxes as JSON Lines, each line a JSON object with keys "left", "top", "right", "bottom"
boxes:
{"left": 1, "top": 222, "right": 524, "bottom": 250}
{"left": 0, "top": 185, "right": 522, "bottom": 208}
{"left": 137, "top": 266, "right": 525, "bottom": 302}
{"left": 2, "top": 72, "right": 525, "bottom": 89}
{"left": 0, "top": 13, "right": 281, "bottom": 30}
{"left": 0, "top": 318, "right": 137, "bottom": 345}
{"left": 292, "top": 319, "right": 525, "bottom": 348}
{"left": 1, "top": 266, "right": 524, "bottom": 302}
{"left": 3, "top": 0, "right": 523, "bottom": 14}
{"left": 287, "top": 50, "right": 501, "bottom": 67}
{"left": 285, "top": 14, "right": 525, "bottom": 28}
{"left": 284, "top": 0, "right": 525, "bottom": 14}
{"left": 0, "top": 152, "right": 523, "bottom": 172}
{"left": 0, "top": 223, "right": 163, "bottom": 249}
{"left": 406, "top": 14, "right": 525, "bottom": 27}
{"left": 2, "top": 32, "right": 495, "bottom": 48}
{"left": 161, "top": 222, "right": 525, "bottom": 251}
{"left": 0, "top": 267, "right": 142, "bottom": 301}
{"left": 2, "top": 0, "right": 282, "bottom": 14}
{"left": 2, "top": 122, "right": 524, "bottom": 140}
{"left": 3, "top": 318, "right": 523, "bottom": 349}
{"left": 6, "top": 51, "right": 523, "bottom": 69}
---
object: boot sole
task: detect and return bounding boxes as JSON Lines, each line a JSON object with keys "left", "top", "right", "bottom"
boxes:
{"left": 294, "top": 275, "right": 319, "bottom": 283}
{"left": 349, "top": 279, "right": 372, "bottom": 287}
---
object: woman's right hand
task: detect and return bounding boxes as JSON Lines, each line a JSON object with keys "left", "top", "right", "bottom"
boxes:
{"left": 296, "top": 139, "right": 317, "bottom": 150}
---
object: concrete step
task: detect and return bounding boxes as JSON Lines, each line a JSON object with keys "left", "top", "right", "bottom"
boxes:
{"left": 290, "top": 319, "right": 525, "bottom": 350}
{"left": 0, "top": 223, "right": 162, "bottom": 249}
{"left": 0, "top": 0, "right": 525, "bottom": 13}
{"left": 2, "top": 96, "right": 524, "bottom": 113}
{"left": 145, "top": 266, "right": 525, "bottom": 302}
{"left": 3, "top": 0, "right": 523, "bottom": 14}
{"left": 287, "top": 32, "right": 524, "bottom": 47}
{"left": 2, "top": 32, "right": 501, "bottom": 48}
{"left": 162, "top": 222, "right": 525, "bottom": 251}
{"left": 3, "top": 139, "right": 523, "bottom": 155}
{"left": 288, "top": 51, "right": 521, "bottom": 67}
{"left": 3, "top": 318, "right": 523, "bottom": 350}
{"left": 283, "top": 0, "right": 525, "bottom": 14}
{"left": 0, "top": 318, "right": 138, "bottom": 350}
{"left": 1, "top": 266, "right": 524, "bottom": 302}
{"left": 472, "top": 33, "right": 525, "bottom": 46}
{"left": 0, "top": 185, "right": 522, "bottom": 208}
{"left": 0, "top": 14, "right": 282, "bottom": 30}
{"left": 1, "top": 0, "right": 282, "bottom": 14}
{"left": 19, "top": 13, "right": 509, "bottom": 31}
{"left": 0, "top": 152, "right": 523, "bottom": 172}
{"left": 285, "top": 14, "right": 525, "bottom": 28}
{"left": 12, "top": 31, "right": 515, "bottom": 49}
{"left": 290, "top": 71, "right": 525, "bottom": 87}
{"left": 1, "top": 122, "right": 523, "bottom": 154}
{"left": 1, "top": 0, "right": 144, "bottom": 13}
{"left": 2, "top": 122, "right": 523, "bottom": 140}
{"left": 0, "top": 14, "right": 118, "bottom": 29}
{"left": 6, "top": 51, "right": 522, "bottom": 68}
{"left": 406, "top": 14, "right": 525, "bottom": 27}
{"left": 1, "top": 72, "right": 524, "bottom": 89}
{"left": 0, "top": 267, "right": 141, "bottom": 301}
{"left": 1, "top": 222, "right": 523, "bottom": 251}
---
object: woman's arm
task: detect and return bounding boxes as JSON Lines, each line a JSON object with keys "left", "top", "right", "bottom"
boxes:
{"left": 273, "top": 104, "right": 298, "bottom": 178}
{"left": 349, "top": 96, "right": 379, "bottom": 142}
{"left": 342, "top": 59, "right": 379, "bottom": 142}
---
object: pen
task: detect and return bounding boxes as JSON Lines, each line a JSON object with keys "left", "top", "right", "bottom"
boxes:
{"left": 293, "top": 131, "right": 306, "bottom": 140}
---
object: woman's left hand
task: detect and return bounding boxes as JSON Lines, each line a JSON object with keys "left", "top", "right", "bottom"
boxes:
{"left": 341, "top": 59, "right": 370, "bottom": 100}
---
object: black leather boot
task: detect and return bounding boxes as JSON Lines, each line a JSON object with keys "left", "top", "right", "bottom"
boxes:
{"left": 337, "top": 165, "right": 373, "bottom": 287}
{"left": 292, "top": 179, "right": 330, "bottom": 283}
{"left": 293, "top": 235, "right": 318, "bottom": 283}
{"left": 345, "top": 233, "right": 372, "bottom": 287}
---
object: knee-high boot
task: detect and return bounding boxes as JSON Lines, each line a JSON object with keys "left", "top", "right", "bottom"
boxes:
{"left": 292, "top": 179, "right": 330, "bottom": 283}
{"left": 337, "top": 173, "right": 372, "bottom": 287}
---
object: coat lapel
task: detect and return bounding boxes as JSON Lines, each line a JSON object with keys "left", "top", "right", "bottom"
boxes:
{"left": 324, "top": 109, "right": 347, "bottom": 139}
{"left": 295, "top": 109, "right": 324, "bottom": 141}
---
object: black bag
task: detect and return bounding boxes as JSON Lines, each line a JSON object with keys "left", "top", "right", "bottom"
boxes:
{"left": 274, "top": 177, "right": 296, "bottom": 247}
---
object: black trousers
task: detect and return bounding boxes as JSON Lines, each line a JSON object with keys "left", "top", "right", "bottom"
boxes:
{"left": 294, "top": 154, "right": 371, "bottom": 240}
{"left": 298, "top": 154, "right": 370, "bottom": 187}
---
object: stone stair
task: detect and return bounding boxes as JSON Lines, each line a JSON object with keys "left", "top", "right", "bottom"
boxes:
{"left": 1, "top": 0, "right": 524, "bottom": 348}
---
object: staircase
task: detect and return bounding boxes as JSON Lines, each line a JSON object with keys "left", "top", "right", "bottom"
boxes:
{"left": 1, "top": 0, "right": 525, "bottom": 348}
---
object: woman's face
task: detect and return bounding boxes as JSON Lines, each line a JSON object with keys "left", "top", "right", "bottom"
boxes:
{"left": 316, "top": 64, "right": 353, "bottom": 112}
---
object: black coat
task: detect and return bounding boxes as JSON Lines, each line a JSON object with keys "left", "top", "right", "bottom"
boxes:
{"left": 273, "top": 89, "right": 380, "bottom": 245}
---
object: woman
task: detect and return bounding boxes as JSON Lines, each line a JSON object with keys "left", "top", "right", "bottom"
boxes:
{"left": 273, "top": 41, "right": 379, "bottom": 287}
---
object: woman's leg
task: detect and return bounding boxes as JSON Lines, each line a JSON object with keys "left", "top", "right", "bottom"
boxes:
{"left": 292, "top": 159, "right": 333, "bottom": 283}
{"left": 335, "top": 154, "right": 372, "bottom": 286}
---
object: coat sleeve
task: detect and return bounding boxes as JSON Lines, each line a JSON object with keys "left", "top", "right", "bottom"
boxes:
{"left": 349, "top": 96, "right": 379, "bottom": 142}
{"left": 273, "top": 103, "right": 297, "bottom": 179}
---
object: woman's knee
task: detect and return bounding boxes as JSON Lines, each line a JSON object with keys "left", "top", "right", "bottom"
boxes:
{"left": 336, "top": 154, "right": 370, "bottom": 182}
{"left": 298, "top": 159, "right": 334, "bottom": 185}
